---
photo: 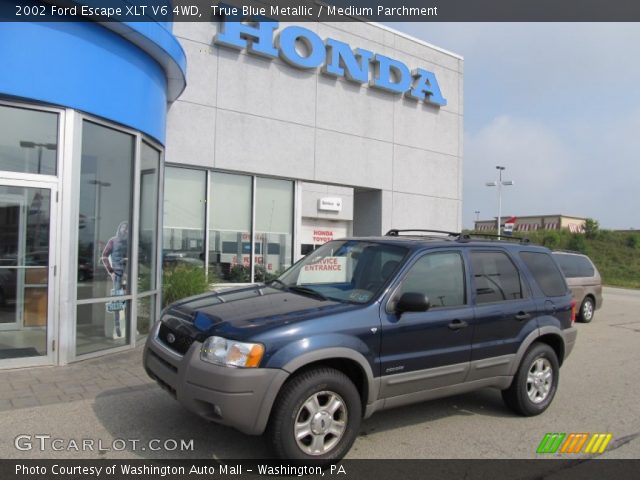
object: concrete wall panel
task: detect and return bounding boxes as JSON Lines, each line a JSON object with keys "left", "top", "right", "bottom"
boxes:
{"left": 316, "top": 75, "right": 394, "bottom": 142}
{"left": 173, "top": 21, "right": 219, "bottom": 45}
{"left": 214, "top": 110, "right": 315, "bottom": 178}
{"left": 314, "top": 129, "right": 393, "bottom": 190}
{"left": 393, "top": 103, "right": 459, "bottom": 156}
{"left": 178, "top": 39, "right": 218, "bottom": 107}
{"left": 391, "top": 192, "right": 460, "bottom": 232}
{"left": 393, "top": 145, "right": 459, "bottom": 199}
{"left": 165, "top": 101, "right": 215, "bottom": 168}
{"left": 217, "top": 48, "right": 317, "bottom": 126}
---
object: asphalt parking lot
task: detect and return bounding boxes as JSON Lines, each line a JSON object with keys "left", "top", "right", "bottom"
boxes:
{"left": 0, "top": 287, "right": 638, "bottom": 460}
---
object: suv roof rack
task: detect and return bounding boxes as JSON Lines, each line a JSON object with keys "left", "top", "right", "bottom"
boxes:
{"left": 385, "top": 229, "right": 533, "bottom": 244}
{"left": 385, "top": 229, "right": 460, "bottom": 239}
{"left": 459, "top": 233, "right": 531, "bottom": 244}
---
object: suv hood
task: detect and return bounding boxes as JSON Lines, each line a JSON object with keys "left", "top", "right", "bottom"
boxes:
{"left": 160, "top": 285, "right": 359, "bottom": 342}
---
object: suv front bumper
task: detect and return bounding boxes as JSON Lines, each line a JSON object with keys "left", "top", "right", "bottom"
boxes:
{"left": 143, "top": 322, "right": 289, "bottom": 435}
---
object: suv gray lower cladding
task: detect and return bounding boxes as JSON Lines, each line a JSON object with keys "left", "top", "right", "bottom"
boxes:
{"left": 144, "top": 327, "right": 288, "bottom": 435}
{"left": 145, "top": 320, "right": 577, "bottom": 432}
{"left": 366, "top": 325, "right": 577, "bottom": 418}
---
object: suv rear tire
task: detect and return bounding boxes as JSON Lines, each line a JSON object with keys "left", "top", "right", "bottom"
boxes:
{"left": 502, "top": 343, "right": 559, "bottom": 416}
{"left": 267, "top": 367, "right": 361, "bottom": 461}
{"left": 578, "top": 297, "right": 595, "bottom": 323}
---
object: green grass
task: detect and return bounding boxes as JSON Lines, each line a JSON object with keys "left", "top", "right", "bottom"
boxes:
{"left": 162, "top": 264, "right": 210, "bottom": 307}
{"left": 468, "top": 229, "right": 640, "bottom": 289}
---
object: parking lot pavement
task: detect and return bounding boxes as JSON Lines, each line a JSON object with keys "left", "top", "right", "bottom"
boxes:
{"left": 0, "top": 287, "right": 638, "bottom": 459}
{"left": 0, "top": 344, "right": 153, "bottom": 412}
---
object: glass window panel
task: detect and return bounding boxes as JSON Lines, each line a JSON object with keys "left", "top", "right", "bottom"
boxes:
{"left": 76, "top": 301, "right": 130, "bottom": 356}
{"left": 553, "top": 253, "right": 595, "bottom": 278}
{"left": 77, "top": 121, "right": 134, "bottom": 301}
{"left": 208, "top": 172, "right": 252, "bottom": 282}
{"left": 279, "top": 240, "right": 407, "bottom": 304}
{"left": 0, "top": 186, "right": 51, "bottom": 359}
{"left": 471, "top": 251, "right": 526, "bottom": 304}
{"left": 136, "top": 294, "right": 156, "bottom": 342}
{"left": 0, "top": 105, "right": 58, "bottom": 175}
{"left": 398, "top": 252, "right": 466, "bottom": 308}
{"left": 521, "top": 252, "right": 568, "bottom": 297}
{"left": 163, "top": 167, "right": 205, "bottom": 268}
{"left": 138, "top": 143, "right": 160, "bottom": 292}
{"left": 255, "top": 177, "right": 293, "bottom": 281}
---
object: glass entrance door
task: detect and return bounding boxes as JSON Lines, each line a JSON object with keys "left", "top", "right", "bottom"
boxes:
{"left": 0, "top": 184, "right": 55, "bottom": 365}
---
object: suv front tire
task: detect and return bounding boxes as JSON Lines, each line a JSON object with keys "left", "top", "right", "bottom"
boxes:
{"left": 267, "top": 367, "right": 361, "bottom": 461}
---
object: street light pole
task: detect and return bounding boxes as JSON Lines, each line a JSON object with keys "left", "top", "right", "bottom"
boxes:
{"left": 496, "top": 166, "right": 505, "bottom": 238}
{"left": 19, "top": 141, "right": 57, "bottom": 174}
{"left": 88, "top": 179, "right": 111, "bottom": 271}
{"left": 485, "top": 166, "right": 513, "bottom": 240}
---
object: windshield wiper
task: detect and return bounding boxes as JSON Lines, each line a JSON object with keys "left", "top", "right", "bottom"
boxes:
{"left": 266, "top": 280, "right": 328, "bottom": 301}
{"left": 288, "top": 285, "right": 328, "bottom": 301}
{"left": 266, "top": 279, "right": 289, "bottom": 290}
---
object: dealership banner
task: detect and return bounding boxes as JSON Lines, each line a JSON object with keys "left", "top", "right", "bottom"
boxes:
{"left": 3, "top": 459, "right": 640, "bottom": 480}
{"left": 3, "top": 0, "right": 640, "bottom": 22}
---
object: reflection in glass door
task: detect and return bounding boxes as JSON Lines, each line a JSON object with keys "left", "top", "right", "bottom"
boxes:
{"left": 0, "top": 185, "right": 52, "bottom": 360}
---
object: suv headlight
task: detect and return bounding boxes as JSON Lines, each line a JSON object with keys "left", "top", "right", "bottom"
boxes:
{"left": 200, "top": 336, "right": 264, "bottom": 368}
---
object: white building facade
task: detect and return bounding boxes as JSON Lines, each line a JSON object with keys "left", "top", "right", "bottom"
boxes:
{"left": 0, "top": 15, "right": 463, "bottom": 368}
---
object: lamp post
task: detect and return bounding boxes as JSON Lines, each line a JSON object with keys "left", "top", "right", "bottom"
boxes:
{"left": 88, "top": 179, "right": 111, "bottom": 271}
{"left": 485, "top": 166, "right": 514, "bottom": 239}
{"left": 19, "top": 141, "right": 57, "bottom": 174}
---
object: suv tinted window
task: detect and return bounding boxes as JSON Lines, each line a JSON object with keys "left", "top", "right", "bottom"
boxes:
{"left": 521, "top": 252, "right": 568, "bottom": 297}
{"left": 471, "top": 251, "right": 525, "bottom": 304}
{"left": 398, "top": 252, "right": 466, "bottom": 308}
{"left": 552, "top": 253, "right": 595, "bottom": 278}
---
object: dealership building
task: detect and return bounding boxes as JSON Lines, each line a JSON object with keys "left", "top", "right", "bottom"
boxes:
{"left": 474, "top": 215, "right": 587, "bottom": 234}
{"left": 0, "top": 10, "right": 463, "bottom": 367}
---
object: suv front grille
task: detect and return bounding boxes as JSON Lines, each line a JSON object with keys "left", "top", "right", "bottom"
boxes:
{"left": 158, "top": 323, "right": 195, "bottom": 355}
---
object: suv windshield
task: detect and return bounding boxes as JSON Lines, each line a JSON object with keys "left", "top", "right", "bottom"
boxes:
{"left": 275, "top": 240, "right": 408, "bottom": 304}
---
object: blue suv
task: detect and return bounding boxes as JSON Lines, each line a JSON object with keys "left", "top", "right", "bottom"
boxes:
{"left": 144, "top": 231, "right": 577, "bottom": 460}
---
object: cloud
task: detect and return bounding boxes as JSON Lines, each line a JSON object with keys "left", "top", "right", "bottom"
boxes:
{"left": 463, "top": 111, "right": 640, "bottom": 229}
{"left": 464, "top": 115, "right": 577, "bottom": 226}
{"left": 386, "top": 22, "right": 640, "bottom": 229}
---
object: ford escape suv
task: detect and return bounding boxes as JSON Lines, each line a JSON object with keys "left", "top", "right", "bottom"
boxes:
{"left": 144, "top": 231, "right": 577, "bottom": 461}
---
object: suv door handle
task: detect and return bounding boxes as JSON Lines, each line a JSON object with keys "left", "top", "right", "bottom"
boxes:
{"left": 515, "top": 312, "right": 531, "bottom": 321}
{"left": 448, "top": 319, "right": 468, "bottom": 330}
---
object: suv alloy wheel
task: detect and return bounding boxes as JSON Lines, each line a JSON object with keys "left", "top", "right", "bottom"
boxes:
{"left": 502, "top": 343, "right": 560, "bottom": 416}
{"left": 267, "top": 367, "right": 361, "bottom": 461}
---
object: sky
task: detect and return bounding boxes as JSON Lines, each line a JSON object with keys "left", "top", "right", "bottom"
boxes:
{"left": 387, "top": 23, "right": 640, "bottom": 230}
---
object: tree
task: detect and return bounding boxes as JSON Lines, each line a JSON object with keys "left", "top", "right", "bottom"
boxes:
{"left": 567, "top": 234, "right": 587, "bottom": 253}
{"left": 584, "top": 218, "right": 599, "bottom": 239}
{"left": 542, "top": 231, "right": 560, "bottom": 249}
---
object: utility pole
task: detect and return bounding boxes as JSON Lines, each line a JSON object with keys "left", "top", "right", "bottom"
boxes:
{"left": 485, "top": 166, "right": 514, "bottom": 239}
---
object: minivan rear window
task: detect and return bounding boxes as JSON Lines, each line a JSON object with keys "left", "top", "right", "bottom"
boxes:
{"left": 552, "top": 253, "right": 595, "bottom": 278}
{"left": 520, "top": 252, "right": 568, "bottom": 297}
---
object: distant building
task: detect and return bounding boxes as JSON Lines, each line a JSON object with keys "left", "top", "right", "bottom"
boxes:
{"left": 474, "top": 215, "right": 587, "bottom": 233}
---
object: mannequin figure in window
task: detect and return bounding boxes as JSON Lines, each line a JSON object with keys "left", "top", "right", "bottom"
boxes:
{"left": 101, "top": 221, "right": 128, "bottom": 337}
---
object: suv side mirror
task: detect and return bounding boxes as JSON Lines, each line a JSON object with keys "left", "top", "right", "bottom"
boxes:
{"left": 396, "top": 292, "right": 430, "bottom": 314}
